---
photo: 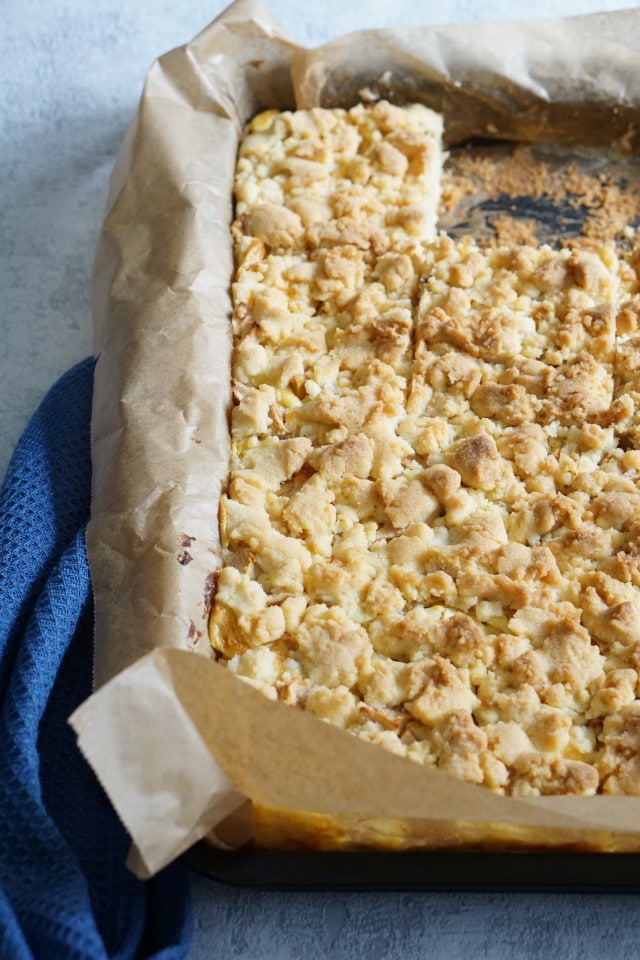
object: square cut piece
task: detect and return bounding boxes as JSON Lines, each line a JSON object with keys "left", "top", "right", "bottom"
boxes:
{"left": 410, "top": 237, "right": 619, "bottom": 428}
{"left": 231, "top": 102, "right": 443, "bottom": 408}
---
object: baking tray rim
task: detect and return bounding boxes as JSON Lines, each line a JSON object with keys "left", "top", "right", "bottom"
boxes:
{"left": 184, "top": 842, "right": 640, "bottom": 892}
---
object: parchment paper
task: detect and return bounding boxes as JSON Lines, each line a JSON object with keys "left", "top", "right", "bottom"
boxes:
{"left": 70, "top": 0, "right": 640, "bottom": 877}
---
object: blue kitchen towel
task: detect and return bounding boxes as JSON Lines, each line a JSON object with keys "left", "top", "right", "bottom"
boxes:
{"left": 0, "top": 358, "right": 193, "bottom": 960}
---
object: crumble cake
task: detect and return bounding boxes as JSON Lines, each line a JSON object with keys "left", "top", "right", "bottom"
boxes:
{"left": 210, "top": 102, "right": 640, "bottom": 798}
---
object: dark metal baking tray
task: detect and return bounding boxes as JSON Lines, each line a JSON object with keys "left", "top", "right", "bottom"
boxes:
{"left": 185, "top": 844, "right": 640, "bottom": 892}
{"left": 185, "top": 140, "right": 640, "bottom": 894}
{"left": 441, "top": 139, "right": 640, "bottom": 245}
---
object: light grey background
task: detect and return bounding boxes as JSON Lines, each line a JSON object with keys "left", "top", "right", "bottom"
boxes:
{"left": 3, "top": 1, "right": 640, "bottom": 957}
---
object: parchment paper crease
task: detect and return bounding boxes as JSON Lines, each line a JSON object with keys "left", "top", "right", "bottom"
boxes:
{"left": 70, "top": 0, "right": 640, "bottom": 877}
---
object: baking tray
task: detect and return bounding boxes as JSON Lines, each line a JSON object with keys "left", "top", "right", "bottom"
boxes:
{"left": 185, "top": 844, "right": 640, "bottom": 892}
{"left": 441, "top": 139, "right": 640, "bottom": 246}
{"left": 183, "top": 138, "right": 640, "bottom": 893}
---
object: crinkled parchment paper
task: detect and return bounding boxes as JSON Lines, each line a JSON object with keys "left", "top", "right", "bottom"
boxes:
{"left": 70, "top": 0, "right": 640, "bottom": 878}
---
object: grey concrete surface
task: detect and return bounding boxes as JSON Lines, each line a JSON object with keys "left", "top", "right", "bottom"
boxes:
{"left": 3, "top": 1, "right": 640, "bottom": 957}
{"left": 189, "top": 880, "right": 640, "bottom": 959}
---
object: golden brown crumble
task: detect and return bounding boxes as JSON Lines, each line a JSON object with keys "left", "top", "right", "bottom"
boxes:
{"left": 210, "top": 103, "right": 640, "bottom": 798}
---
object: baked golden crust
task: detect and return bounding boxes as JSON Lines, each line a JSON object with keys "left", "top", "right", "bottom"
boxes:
{"left": 211, "top": 102, "right": 640, "bottom": 798}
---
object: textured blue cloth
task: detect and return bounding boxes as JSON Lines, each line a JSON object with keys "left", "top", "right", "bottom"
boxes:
{"left": 0, "top": 359, "right": 193, "bottom": 960}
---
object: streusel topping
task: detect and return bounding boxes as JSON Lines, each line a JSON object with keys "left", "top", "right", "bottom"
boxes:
{"left": 211, "top": 103, "right": 640, "bottom": 798}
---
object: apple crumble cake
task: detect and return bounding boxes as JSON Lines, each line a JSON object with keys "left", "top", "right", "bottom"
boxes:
{"left": 210, "top": 101, "right": 640, "bottom": 798}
